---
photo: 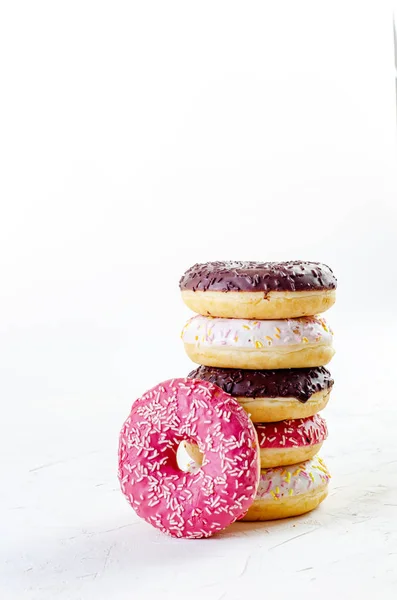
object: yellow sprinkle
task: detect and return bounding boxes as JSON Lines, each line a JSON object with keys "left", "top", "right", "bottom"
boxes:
{"left": 271, "top": 490, "right": 277, "bottom": 499}
{"left": 293, "top": 468, "right": 301, "bottom": 476}
{"left": 275, "top": 327, "right": 281, "bottom": 334}
{"left": 289, "top": 489, "right": 294, "bottom": 496}
{"left": 285, "top": 471, "right": 291, "bottom": 483}
{"left": 274, "top": 333, "right": 280, "bottom": 339}
{"left": 234, "top": 335, "right": 239, "bottom": 342}
{"left": 255, "top": 340, "right": 264, "bottom": 349}
{"left": 253, "top": 321, "right": 258, "bottom": 325}
{"left": 275, "top": 486, "right": 280, "bottom": 495}
{"left": 317, "top": 465, "right": 329, "bottom": 475}
{"left": 302, "top": 336, "right": 308, "bottom": 343}
{"left": 309, "top": 472, "right": 315, "bottom": 482}
{"left": 242, "top": 325, "right": 250, "bottom": 330}
{"left": 195, "top": 335, "right": 198, "bottom": 341}
{"left": 266, "top": 336, "right": 272, "bottom": 341}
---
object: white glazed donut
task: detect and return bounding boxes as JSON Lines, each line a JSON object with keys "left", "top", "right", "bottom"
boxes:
{"left": 241, "top": 455, "right": 330, "bottom": 521}
{"left": 182, "top": 315, "right": 334, "bottom": 369}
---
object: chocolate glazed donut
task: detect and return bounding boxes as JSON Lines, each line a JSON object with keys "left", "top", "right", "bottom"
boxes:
{"left": 188, "top": 365, "right": 334, "bottom": 402}
{"left": 188, "top": 366, "right": 334, "bottom": 422}
{"left": 180, "top": 260, "right": 337, "bottom": 319}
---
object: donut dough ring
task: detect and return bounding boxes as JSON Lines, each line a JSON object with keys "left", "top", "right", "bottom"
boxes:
{"left": 181, "top": 289, "right": 336, "bottom": 320}
{"left": 184, "top": 343, "right": 335, "bottom": 370}
{"left": 259, "top": 442, "right": 323, "bottom": 469}
{"left": 238, "top": 388, "right": 332, "bottom": 423}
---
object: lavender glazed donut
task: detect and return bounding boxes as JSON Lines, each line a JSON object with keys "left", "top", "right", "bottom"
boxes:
{"left": 187, "top": 365, "right": 334, "bottom": 422}
{"left": 118, "top": 378, "right": 260, "bottom": 539}
{"left": 180, "top": 261, "right": 337, "bottom": 319}
{"left": 241, "top": 455, "right": 330, "bottom": 521}
{"left": 182, "top": 315, "right": 334, "bottom": 370}
{"left": 255, "top": 414, "right": 328, "bottom": 468}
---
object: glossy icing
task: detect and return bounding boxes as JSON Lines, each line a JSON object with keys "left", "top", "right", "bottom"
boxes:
{"left": 255, "top": 414, "right": 328, "bottom": 449}
{"left": 181, "top": 315, "right": 333, "bottom": 350}
{"left": 255, "top": 455, "right": 330, "bottom": 501}
{"left": 179, "top": 260, "right": 337, "bottom": 292}
{"left": 187, "top": 365, "right": 333, "bottom": 402}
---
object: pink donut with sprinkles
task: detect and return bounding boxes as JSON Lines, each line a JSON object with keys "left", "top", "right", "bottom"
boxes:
{"left": 255, "top": 414, "right": 328, "bottom": 469}
{"left": 118, "top": 378, "right": 260, "bottom": 538}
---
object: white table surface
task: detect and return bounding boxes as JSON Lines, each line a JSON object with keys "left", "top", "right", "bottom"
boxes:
{"left": 2, "top": 314, "right": 397, "bottom": 599}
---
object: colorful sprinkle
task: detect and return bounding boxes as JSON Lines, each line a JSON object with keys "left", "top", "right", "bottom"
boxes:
{"left": 254, "top": 456, "right": 330, "bottom": 502}
{"left": 181, "top": 315, "right": 333, "bottom": 351}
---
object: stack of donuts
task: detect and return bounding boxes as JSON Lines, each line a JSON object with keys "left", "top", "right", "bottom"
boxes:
{"left": 118, "top": 260, "right": 336, "bottom": 538}
{"left": 180, "top": 260, "right": 336, "bottom": 521}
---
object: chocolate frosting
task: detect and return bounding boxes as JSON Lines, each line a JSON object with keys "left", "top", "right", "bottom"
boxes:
{"left": 179, "top": 260, "right": 337, "bottom": 292}
{"left": 187, "top": 366, "right": 334, "bottom": 402}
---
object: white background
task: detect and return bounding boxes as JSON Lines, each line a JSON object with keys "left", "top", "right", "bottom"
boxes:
{"left": 1, "top": 1, "right": 396, "bottom": 599}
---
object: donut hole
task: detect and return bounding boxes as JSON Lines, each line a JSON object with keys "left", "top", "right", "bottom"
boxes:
{"left": 176, "top": 440, "right": 204, "bottom": 474}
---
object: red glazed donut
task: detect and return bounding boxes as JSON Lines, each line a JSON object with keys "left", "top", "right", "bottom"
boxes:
{"left": 118, "top": 378, "right": 260, "bottom": 538}
{"left": 255, "top": 414, "right": 328, "bottom": 468}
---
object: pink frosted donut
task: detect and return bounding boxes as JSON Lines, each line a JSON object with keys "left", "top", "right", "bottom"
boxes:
{"left": 118, "top": 378, "right": 260, "bottom": 539}
{"left": 256, "top": 414, "right": 328, "bottom": 468}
